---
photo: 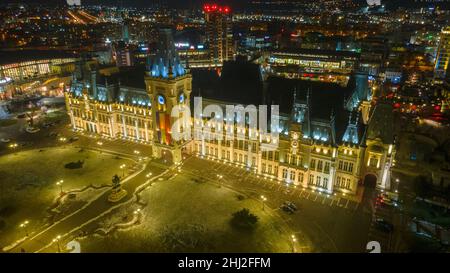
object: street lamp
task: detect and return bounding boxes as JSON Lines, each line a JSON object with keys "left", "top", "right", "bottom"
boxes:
{"left": 56, "top": 180, "right": 64, "bottom": 195}
{"left": 120, "top": 164, "right": 126, "bottom": 177}
{"left": 9, "top": 143, "right": 18, "bottom": 150}
{"left": 291, "top": 234, "right": 297, "bottom": 253}
{"left": 53, "top": 235, "right": 62, "bottom": 253}
{"left": 260, "top": 195, "right": 267, "bottom": 211}
{"left": 19, "top": 220, "right": 29, "bottom": 236}
{"left": 217, "top": 174, "right": 223, "bottom": 187}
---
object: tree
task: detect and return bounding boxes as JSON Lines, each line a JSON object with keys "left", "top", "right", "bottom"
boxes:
{"left": 230, "top": 208, "right": 258, "bottom": 230}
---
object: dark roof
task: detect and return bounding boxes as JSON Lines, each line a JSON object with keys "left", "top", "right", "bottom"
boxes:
{"left": 367, "top": 103, "right": 394, "bottom": 144}
{"left": 0, "top": 50, "right": 78, "bottom": 65}
{"left": 266, "top": 76, "right": 352, "bottom": 119}
{"left": 97, "top": 65, "right": 147, "bottom": 90}
{"left": 191, "top": 60, "right": 264, "bottom": 105}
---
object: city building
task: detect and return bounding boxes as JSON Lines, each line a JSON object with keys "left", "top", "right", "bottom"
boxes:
{"left": 0, "top": 50, "right": 77, "bottom": 82}
{"left": 266, "top": 49, "right": 360, "bottom": 85}
{"left": 65, "top": 29, "right": 394, "bottom": 195}
{"left": 434, "top": 26, "right": 450, "bottom": 82}
{"left": 113, "top": 41, "right": 134, "bottom": 67}
{"left": 204, "top": 4, "right": 234, "bottom": 65}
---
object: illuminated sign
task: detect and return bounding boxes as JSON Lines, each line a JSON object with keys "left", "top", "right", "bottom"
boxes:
{"left": 175, "top": 42, "right": 190, "bottom": 48}
{"left": 203, "top": 4, "right": 231, "bottom": 14}
{"left": 0, "top": 77, "right": 12, "bottom": 85}
{"left": 66, "top": 0, "right": 81, "bottom": 6}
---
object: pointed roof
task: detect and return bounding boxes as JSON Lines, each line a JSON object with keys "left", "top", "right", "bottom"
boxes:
{"left": 146, "top": 28, "right": 186, "bottom": 79}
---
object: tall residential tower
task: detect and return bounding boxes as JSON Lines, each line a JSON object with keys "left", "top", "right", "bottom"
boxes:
{"left": 204, "top": 4, "right": 234, "bottom": 65}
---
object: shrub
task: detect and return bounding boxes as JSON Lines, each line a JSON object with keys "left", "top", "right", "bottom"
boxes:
{"left": 64, "top": 160, "right": 84, "bottom": 169}
{"left": 230, "top": 208, "right": 258, "bottom": 230}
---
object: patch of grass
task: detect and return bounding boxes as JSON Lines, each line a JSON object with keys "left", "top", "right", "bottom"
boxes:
{"left": 0, "top": 147, "right": 131, "bottom": 248}
{"left": 0, "top": 119, "right": 17, "bottom": 127}
{"left": 79, "top": 175, "right": 291, "bottom": 253}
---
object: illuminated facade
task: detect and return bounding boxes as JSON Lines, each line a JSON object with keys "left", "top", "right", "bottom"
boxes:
{"left": 434, "top": 26, "right": 450, "bottom": 81}
{"left": 0, "top": 58, "right": 76, "bottom": 82}
{"left": 267, "top": 49, "right": 359, "bottom": 85}
{"left": 204, "top": 4, "right": 234, "bottom": 65}
{"left": 65, "top": 30, "right": 394, "bottom": 195}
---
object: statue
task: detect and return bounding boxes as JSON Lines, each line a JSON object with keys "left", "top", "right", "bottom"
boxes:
{"left": 108, "top": 174, "right": 127, "bottom": 202}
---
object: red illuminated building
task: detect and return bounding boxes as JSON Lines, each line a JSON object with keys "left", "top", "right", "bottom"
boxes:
{"left": 203, "top": 4, "right": 234, "bottom": 64}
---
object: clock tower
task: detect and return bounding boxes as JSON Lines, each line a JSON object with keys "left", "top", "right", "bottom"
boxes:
{"left": 145, "top": 28, "right": 192, "bottom": 164}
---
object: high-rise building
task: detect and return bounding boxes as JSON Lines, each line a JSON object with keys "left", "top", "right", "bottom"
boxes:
{"left": 204, "top": 4, "right": 234, "bottom": 65}
{"left": 434, "top": 26, "right": 450, "bottom": 81}
{"left": 122, "top": 20, "right": 130, "bottom": 44}
{"left": 114, "top": 41, "right": 134, "bottom": 67}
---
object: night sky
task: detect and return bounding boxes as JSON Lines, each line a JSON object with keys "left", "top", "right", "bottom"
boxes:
{"left": 1, "top": 0, "right": 244, "bottom": 9}
{"left": 1, "top": 0, "right": 447, "bottom": 10}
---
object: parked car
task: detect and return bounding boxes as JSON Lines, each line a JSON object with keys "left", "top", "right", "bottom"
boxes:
{"left": 374, "top": 219, "right": 394, "bottom": 233}
{"left": 284, "top": 201, "right": 298, "bottom": 211}
{"left": 280, "top": 204, "right": 295, "bottom": 214}
{"left": 1, "top": 138, "right": 11, "bottom": 143}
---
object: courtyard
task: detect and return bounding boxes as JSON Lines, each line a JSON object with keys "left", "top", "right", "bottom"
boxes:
{"left": 76, "top": 173, "right": 296, "bottom": 253}
{"left": 0, "top": 146, "right": 133, "bottom": 249}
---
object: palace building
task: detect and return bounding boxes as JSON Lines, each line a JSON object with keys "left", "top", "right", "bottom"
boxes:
{"left": 65, "top": 29, "right": 395, "bottom": 195}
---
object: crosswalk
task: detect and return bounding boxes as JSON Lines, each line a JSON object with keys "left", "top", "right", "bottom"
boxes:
{"left": 183, "top": 157, "right": 360, "bottom": 212}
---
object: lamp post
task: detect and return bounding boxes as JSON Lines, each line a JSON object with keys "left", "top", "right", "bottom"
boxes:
{"left": 19, "top": 220, "right": 29, "bottom": 237}
{"left": 120, "top": 164, "right": 126, "bottom": 177}
{"left": 53, "top": 235, "right": 62, "bottom": 253}
{"left": 56, "top": 180, "right": 64, "bottom": 195}
{"left": 291, "top": 234, "right": 297, "bottom": 253}
{"left": 261, "top": 195, "right": 267, "bottom": 211}
{"left": 9, "top": 143, "right": 18, "bottom": 154}
{"left": 217, "top": 174, "right": 223, "bottom": 187}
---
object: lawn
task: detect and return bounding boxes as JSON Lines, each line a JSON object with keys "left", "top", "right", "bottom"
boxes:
{"left": 0, "top": 146, "right": 132, "bottom": 248}
{"left": 0, "top": 119, "right": 17, "bottom": 127}
{"left": 78, "top": 174, "right": 293, "bottom": 253}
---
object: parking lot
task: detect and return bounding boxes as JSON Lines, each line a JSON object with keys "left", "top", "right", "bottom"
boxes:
{"left": 181, "top": 156, "right": 372, "bottom": 252}
{"left": 184, "top": 157, "right": 360, "bottom": 212}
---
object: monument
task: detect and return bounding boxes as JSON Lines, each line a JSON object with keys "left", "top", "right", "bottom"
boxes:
{"left": 108, "top": 174, "right": 127, "bottom": 202}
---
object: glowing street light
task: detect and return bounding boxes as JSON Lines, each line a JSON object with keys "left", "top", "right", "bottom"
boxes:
{"left": 53, "top": 235, "right": 62, "bottom": 253}
{"left": 134, "top": 208, "right": 141, "bottom": 215}
{"left": 19, "top": 220, "right": 30, "bottom": 236}
{"left": 291, "top": 234, "right": 297, "bottom": 253}
{"left": 56, "top": 180, "right": 64, "bottom": 194}
{"left": 217, "top": 174, "right": 223, "bottom": 187}
{"left": 120, "top": 164, "right": 126, "bottom": 177}
{"left": 9, "top": 143, "right": 19, "bottom": 150}
{"left": 260, "top": 195, "right": 267, "bottom": 210}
